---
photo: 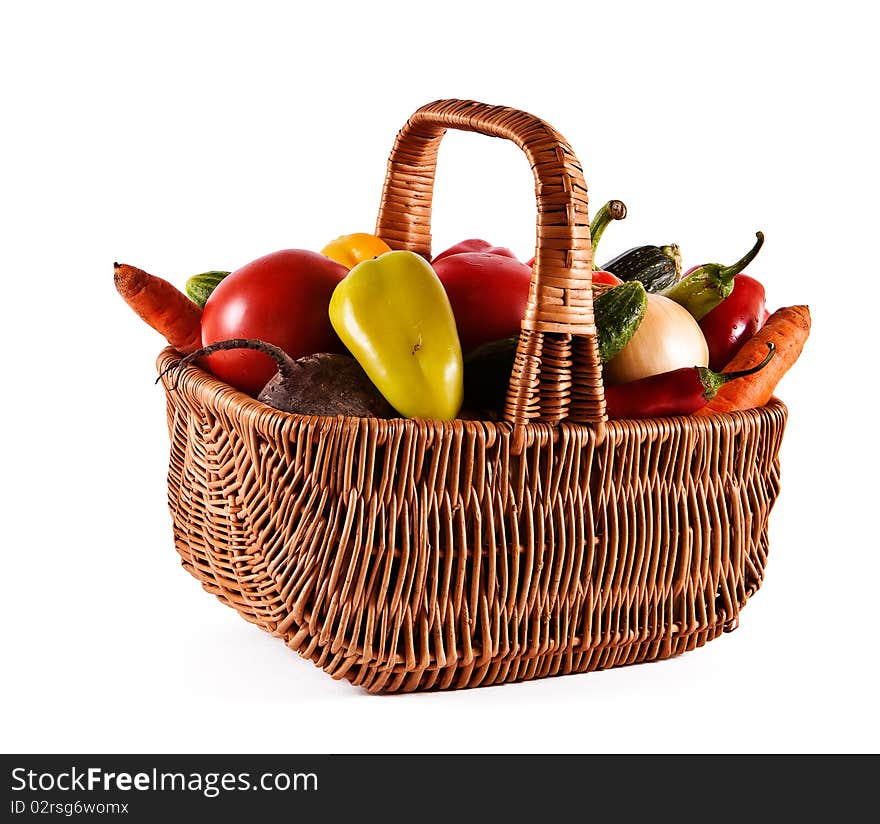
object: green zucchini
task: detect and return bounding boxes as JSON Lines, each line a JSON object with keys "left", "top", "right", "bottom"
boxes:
{"left": 601, "top": 245, "right": 681, "bottom": 293}
{"left": 594, "top": 280, "right": 648, "bottom": 363}
{"left": 185, "top": 270, "right": 230, "bottom": 308}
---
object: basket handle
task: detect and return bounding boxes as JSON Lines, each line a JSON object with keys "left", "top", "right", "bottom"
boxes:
{"left": 375, "top": 99, "right": 606, "bottom": 435}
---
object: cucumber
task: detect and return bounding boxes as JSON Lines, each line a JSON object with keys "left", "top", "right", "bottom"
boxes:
{"left": 185, "top": 271, "right": 230, "bottom": 308}
{"left": 601, "top": 245, "right": 681, "bottom": 293}
{"left": 594, "top": 280, "right": 647, "bottom": 363}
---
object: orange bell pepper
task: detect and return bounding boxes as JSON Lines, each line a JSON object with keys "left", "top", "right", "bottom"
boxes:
{"left": 321, "top": 232, "right": 392, "bottom": 269}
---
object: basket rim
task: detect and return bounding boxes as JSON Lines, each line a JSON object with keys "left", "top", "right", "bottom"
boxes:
{"left": 156, "top": 346, "right": 788, "bottom": 441}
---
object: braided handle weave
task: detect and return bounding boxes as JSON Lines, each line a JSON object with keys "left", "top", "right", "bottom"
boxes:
{"left": 375, "top": 99, "right": 606, "bottom": 431}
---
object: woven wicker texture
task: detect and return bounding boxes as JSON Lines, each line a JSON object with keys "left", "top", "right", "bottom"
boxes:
{"left": 376, "top": 99, "right": 605, "bottom": 435}
{"left": 157, "top": 100, "right": 789, "bottom": 693}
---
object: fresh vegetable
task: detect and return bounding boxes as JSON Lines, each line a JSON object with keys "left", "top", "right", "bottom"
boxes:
{"left": 592, "top": 270, "right": 623, "bottom": 285}
{"left": 433, "top": 239, "right": 517, "bottom": 263}
{"left": 603, "top": 293, "right": 709, "bottom": 385}
{"left": 261, "top": 351, "right": 395, "bottom": 417}
{"left": 201, "top": 249, "right": 347, "bottom": 396}
{"left": 605, "top": 343, "right": 775, "bottom": 419}
{"left": 320, "top": 233, "right": 392, "bottom": 269}
{"left": 329, "top": 250, "right": 464, "bottom": 420}
{"left": 462, "top": 335, "right": 518, "bottom": 412}
{"left": 699, "top": 272, "right": 768, "bottom": 371}
{"left": 588, "top": 199, "right": 681, "bottom": 291}
{"left": 160, "top": 338, "right": 395, "bottom": 417}
{"left": 185, "top": 271, "right": 230, "bottom": 308}
{"left": 601, "top": 244, "right": 682, "bottom": 293}
{"left": 661, "top": 232, "right": 764, "bottom": 320}
{"left": 698, "top": 305, "right": 810, "bottom": 414}
{"left": 594, "top": 280, "right": 648, "bottom": 363}
{"left": 114, "top": 262, "right": 203, "bottom": 354}
{"left": 589, "top": 199, "right": 627, "bottom": 259}
{"left": 431, "top": 251, "right": 532, "bottom": 352}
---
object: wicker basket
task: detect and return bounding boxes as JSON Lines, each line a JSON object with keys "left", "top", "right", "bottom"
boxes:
{"left": 157, "top": 99, "right": 788, "bottom": 693}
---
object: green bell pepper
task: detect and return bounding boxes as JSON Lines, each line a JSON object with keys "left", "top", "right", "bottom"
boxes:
{"left": 328, "top": 250, "right": 464, "bottom": 420}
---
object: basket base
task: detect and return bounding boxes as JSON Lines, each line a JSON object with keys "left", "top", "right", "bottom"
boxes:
{"left": 185, "top": 557, "right": 744, "bottom": 694}
{"left": 160, "top": 348, "right": 787, "bottom": 694}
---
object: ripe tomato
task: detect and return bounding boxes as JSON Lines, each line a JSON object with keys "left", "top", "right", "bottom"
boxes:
{"left": 431, "top": 252, "right": 532, "bottom": 353}
{"left": 201, "top": 249, "right": 347, "bottom": 395}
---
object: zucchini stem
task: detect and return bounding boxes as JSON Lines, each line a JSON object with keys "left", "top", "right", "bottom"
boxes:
{"left": 589, "top": 200, "right": 627, "bottom": 266}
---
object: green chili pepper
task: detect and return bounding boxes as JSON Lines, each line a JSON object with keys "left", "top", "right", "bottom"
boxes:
{"left": 661, "top": 232, "right": 764, "bottom": 320}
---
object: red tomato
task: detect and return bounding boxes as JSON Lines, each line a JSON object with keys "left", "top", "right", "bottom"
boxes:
{"left": 432, "top": 239, "right": 518, "bottom": 264}
{"left": 431, "top": 252, "right": 532, "bottom": 352}
{"left": 201, "top": 249, "right": 347, "bottom": 395}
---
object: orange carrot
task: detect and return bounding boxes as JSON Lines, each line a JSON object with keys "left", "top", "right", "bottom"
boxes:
{"left": 697, "top": 304, "right": 810, "bottom": 414}
{"left": 114, "top": 262, "right": 202, "bottom": 354}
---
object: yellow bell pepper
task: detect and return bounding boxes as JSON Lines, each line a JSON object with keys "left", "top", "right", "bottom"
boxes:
{"left": 321, "top": 232, "right": 392, "bottom": 269}
{"left": 329, "top": 250, "right": 463, "bottom": 420}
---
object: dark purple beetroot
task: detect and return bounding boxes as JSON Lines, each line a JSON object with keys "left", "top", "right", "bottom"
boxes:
{"left": 159, "top": 338, "right": 395, "bottom": 418}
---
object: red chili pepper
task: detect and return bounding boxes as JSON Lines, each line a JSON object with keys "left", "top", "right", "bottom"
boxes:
{"left": 604, "top": 343, "right": 775, "bottom": 419}
{"left": 699, "top": 273, "right": 768, "bottom": 371}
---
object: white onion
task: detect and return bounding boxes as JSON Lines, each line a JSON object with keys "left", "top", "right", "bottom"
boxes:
{"left": 603, "top": 293, "right": 709, "bottom": 385}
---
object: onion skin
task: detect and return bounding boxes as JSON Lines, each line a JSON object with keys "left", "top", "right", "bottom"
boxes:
{"left": 603, "top": 293, "right": 709, "bottom": 386}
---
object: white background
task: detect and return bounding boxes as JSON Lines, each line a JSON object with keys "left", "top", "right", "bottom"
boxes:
{"left": 2, "top": 1, "right": 877, "bottom": 754}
